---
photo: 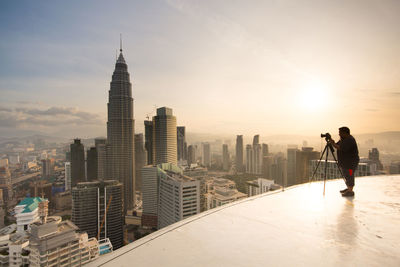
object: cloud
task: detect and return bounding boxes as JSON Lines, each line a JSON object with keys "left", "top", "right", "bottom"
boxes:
{"left": 0, "top": 106, "right": 103, "bottom": 128}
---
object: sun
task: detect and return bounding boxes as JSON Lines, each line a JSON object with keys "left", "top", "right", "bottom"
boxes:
{"left": 298, "top": 79, "right": 330, "bottom": 111}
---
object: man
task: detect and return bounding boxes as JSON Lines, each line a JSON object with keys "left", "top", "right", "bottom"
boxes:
{"left": 329, "top": 127, "right": 359, "bottom": 197}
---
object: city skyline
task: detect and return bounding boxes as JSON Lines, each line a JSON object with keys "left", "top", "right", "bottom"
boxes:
{"left": 1, "top": 1, "right": 400, "bottom": 138}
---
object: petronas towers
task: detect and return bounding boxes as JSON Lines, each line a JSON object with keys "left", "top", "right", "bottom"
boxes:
{"left": 106, "top": 46, "right": 135, "bottom": 214}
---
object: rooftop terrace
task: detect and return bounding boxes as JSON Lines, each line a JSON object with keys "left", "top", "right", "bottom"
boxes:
{"left": 90, "top": 175, "right": 400, "bottom": 267}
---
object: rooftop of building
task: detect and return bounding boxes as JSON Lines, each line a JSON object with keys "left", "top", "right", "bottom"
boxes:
{"left": 16, "top": 197, "right": 46, "bottom": 214}
{"left": 89, "top": 175, "right": 400, "bottom": 267}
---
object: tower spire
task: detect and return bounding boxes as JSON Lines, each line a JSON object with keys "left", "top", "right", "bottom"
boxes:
{"left": 120, "top": 33, "right": 122, "bottom": 52}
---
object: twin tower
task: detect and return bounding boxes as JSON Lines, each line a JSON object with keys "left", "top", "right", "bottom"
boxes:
{"left": 107, "top": 47, "right": 177, "bottom": 215}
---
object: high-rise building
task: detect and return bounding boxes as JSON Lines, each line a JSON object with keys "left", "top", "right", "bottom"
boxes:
{"left": 187, "top": 145, "right": 196, "bottom": 166}
{"left": 144, "top": 120, "right": 153, "bottom": 165}
{"left": 246, "top": 144, "right": 253, "bottom": 173}
{"left": 368, "top": 148, "right": 383, "bottom": 170}
{"left": 295, "top": 147, "right": 320, "bottom": 184}
{"left": 95, "top": 138, "right": 107, "bottom": 180}
{"left": 86, "top": 147, "right": 98, "bottom": 181}
{"left": 135, "top": 133, "right": 146, "bottom": 191}
{"left": 65, "top": 162, "right": 71, "bottom": 191}
{"left": 41, "top": 158, "right": 55, "bottom": 178}
{"left": 70, "top": 139, "right": 85, "bottom": 187}
{"left": 72, "top": 180, "right": 124, "bottom": 249}
{"left": 177, "top": 126, "right": 186, "bottom": 162}
{"left": 202, "top": 143, "right": 211, "bottom": 167}
{"left": 286, "top": 147, "right": 298, "bottom": 186}
{"left": 157, "top": 164, "right": 200, "bottom": 229}
{"left": 262, "top": 143, "right": 269, "bottom": 157}
{"left": 0, "top": 166, "right": 12, "bottom": 204}
{"left": 29, "top": 220, "right": 99, "bottom": 266}
{"left": 106, "top": 46, "right": 135, "bottom": 213}
{"left": 271, "top": 153, "right": 287, "bottom": 186}
{"left": 253, "top": 135, "right": 260, "bottom": 146}
{"left": 235, "top": 135, "right": 244, "bottom": 173}
{"left": 262, "top": 155, "right": 273, "bottom": 178}
{"left": 141, "top": 166, "right": 159, "bottom": 229}
{"left": 222, "top": 144, "right": 230, "bottom": 171}
{"left": 141, "top": 163, "right": 200, "bottom": 230}
{"left": 152, "top": 107, "right": 177, "bottom": 165}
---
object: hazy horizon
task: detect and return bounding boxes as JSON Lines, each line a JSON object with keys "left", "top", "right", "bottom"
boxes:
{"left": 1, "top": 0, "right": 400, "bottom": 138}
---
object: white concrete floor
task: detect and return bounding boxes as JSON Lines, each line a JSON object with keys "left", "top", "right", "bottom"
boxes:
{"left": 90, "top": 175, "right": 400, "bottom": 267}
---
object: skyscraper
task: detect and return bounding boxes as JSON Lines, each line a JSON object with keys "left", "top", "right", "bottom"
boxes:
{"left": 70, "top": 139, "right": 85, "bottom": 187}
{"left": 135, "top": 133, "right": 146, "bottom": 191}
{"left": 95, "top": 138, "right": 107, "bottom": 180}
{"left": 72, "top": 180, "right": 124, "bottom": 249}
{"left": 106, "top": 46, "right": 135, "bottom": 213}
{"left": 286, "top": 147, "right": 299, "bottom": 186}
{"left": 41, "top": 158, "right": 55, "bottom": 178}
{"left": 187, "top": 145, "right": 196, "bottom": 166}
{"left": 152, "top": 107, "right": 177, "bottom": 165}
{"left": 86, "top": 147, "right": 98, "bottom": 181}
{"left": 144, "top": 120, "right": 154, "bottom": 165}
{"left": 236, "top": 135, "right": 244, "bottom": 173}
{"left": 177, "top": 126, "right": 186, "bottom": 162}
{"left": 64, "top": 162, "right": 71, "bottom": 191}
{"left": 202, "top": 143, "right": 211, "bottom": 167}
{"left": 222, "top": 144, "right": 230, "bottom": 171}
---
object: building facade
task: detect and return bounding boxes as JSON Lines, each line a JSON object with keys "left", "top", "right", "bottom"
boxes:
{"left": 235, "top": 135, "right": 244, "bottom": 173}
{"left": 152, "top": 107, "right": 177, "bottom": 165}
{"left": 70, "top": 139, "right": 85, "bottom": 187}
{"left": 72, "top": 181, "right": 124, "bottom": 249}
{"left": 106, "top": 48, "right": 135, "bottom": 213}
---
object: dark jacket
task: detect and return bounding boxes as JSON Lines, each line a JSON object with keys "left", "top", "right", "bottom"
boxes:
{"left": 336, "top": 135, "right": 359, "bottom": 169}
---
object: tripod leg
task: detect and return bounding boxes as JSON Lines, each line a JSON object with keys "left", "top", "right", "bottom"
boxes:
{"left": 323, "top": 145, "right": 329, "bottom": 196}
{"left": 329, "top": 148, "right": 346, "bottom": 183}
{"left": 309, "top": 145, "right": 328, "bottom": 183}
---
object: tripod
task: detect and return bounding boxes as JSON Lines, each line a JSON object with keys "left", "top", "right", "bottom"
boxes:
{"left": 309, "top": 139, "right": 345, "bottom": 195}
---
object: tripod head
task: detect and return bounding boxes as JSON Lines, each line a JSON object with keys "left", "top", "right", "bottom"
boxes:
{"left": 321, "top": 132, "right": 335, "bottom": 153}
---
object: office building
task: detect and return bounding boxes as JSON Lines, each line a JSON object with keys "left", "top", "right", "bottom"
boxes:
{"left": 86, "top": 147, "right": 98, "bottom": 181}
{"left": 141, "top": 166, "right": 159, "bottom": 228}
{"left": 135, "top": 133, "right": 146, "bottom": 191}
{"left": 202, "top": 143, "right": 211, "bottom": 167}
{"left": 72, "top": 180, "right": 124, "bottom": 249}
{"left": 262, "top": 143, "right": 269, "bottom": 157}
{"left": 222, "top": 144, "right": 230, "bottom": 171}
{"left": 144, "top": 120, "right": 153, "bottom": 165}
{"left": 141, "top": 164, "right": 200, "bottom": 229}
{"left": 29, "top": 220, "right": 99, "bottom": 266}
{"left": 246, "top": 178, "right": 276, "bottom": 197}
{"left": 271, "top": 154, "right": 287, "bottom": 186}
{"left": 236, "top": 135, "right": 244, "bottom": 173}
{"left": 286, "top": 147, "right": 298, "bottom": 186}
{"left": 187, "top": 145, "right": 196, "bottom": 166}
{"left": 158, "top": 163, "right": 200, "bottom": 229}
{"left": 177, "top": 126, "right": 186, "bottom": 161}
{"left": 106, "top": 46, "right": 135, "bottom": 213}
{"left": 152, "top": 107, "right": 177, "bottom": 165}
{"left": 0, "top": 166, "right": 12, "bottom": 203}
{"left": 310, "top": 160, "right": 370, "bottom": 180}
{"left": 65, "top": 162, "right": 71, "bottom": 191}
{"left": 14, "top": 197, "right": 47, "bottom": 233}
{"left": 296, "top": 147, "right": 320, "bottom": 184}
{"left": 95, "top": 138, "right": 107, "bottom": 180}
{"left": 41, "top": 158, "right": 55, "bottom": 178}
{"left": 368, "top": 148, "right": 383, "bottom": 170}
{"left": 70, "top": 139, "right": 85, "bottom": 187}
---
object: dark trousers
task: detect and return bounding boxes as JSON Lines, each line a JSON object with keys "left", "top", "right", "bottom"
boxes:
{"left": 342, "top": 167, "right": 355, "bottom": 187}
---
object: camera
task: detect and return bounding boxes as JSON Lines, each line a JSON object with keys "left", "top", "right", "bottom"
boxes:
{"left": 321, "top": 133, "right": 331, "bottom": 140}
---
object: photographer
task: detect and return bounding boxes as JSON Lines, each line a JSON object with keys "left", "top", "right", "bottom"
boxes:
{"left": 329, "top": 127, "right": 359, "bottom": 197}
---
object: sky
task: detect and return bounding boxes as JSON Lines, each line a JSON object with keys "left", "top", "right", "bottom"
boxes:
{"left": 0, "top": 0, "right": 399, "bottom": 139}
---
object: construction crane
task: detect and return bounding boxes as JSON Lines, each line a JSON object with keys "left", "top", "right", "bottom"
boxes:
{"left": 97, "top": 195, "right": 113, "bottom": 241}
{"left": 145, "top": 104, "right": 158, "bottom": 120}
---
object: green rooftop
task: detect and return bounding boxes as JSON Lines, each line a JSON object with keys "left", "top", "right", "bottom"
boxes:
{"left": 17, "top": 197, "right": 46, "bottom": 214}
